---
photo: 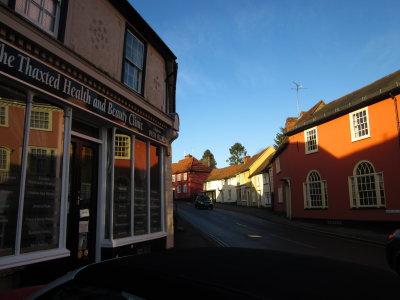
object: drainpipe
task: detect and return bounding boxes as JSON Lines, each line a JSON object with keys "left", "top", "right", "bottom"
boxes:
{"left": 390, "top": 94, "right": 400, "bottom": 146}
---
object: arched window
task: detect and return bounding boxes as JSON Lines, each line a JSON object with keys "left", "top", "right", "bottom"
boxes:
{"left": 348, "top": 161, "right": 385, "bottom": 208}
{"left": 303, "top": 170, "right": 328, "bottom": 209}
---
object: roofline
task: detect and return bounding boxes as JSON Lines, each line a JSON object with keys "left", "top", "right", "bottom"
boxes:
{"left": 108, "top": 0, "right": 177, "bottom": 61}
{"left": 287, "top": 80, "right": 400, "bottom": 136}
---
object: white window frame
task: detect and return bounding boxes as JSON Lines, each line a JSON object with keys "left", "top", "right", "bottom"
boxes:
{"left": 177, "top": 173, "right": 181, "bottom": 181}
{"left": 304, "top": 127, "right": 318, "bottom": 154}
{"left": 278, "top": 185, "right": 283, "bottom": 203}
{"left": 348, "top": 161, "right": 385, "bottom": 208}
{"left": 177, "top": 185, "right": 181, "bottom": 194}
{"left": 123, "top": 30, "right": 144, "bottom": 94}
{"left": 183, "top": 184, "right": 187, "bottom": 193}
{"left": 349, "top": 107, "right": 371, "bottom": 142}
{"left": 303, "top": 170, "right": 328, "bottom": 209}
{"left": 275, "top": 157, "right": 281, "bottom": 174}
{"left": 0, "top": 97, "right": 70, "bottom": 271}
{"left": 16, "top": 0, "right": 61, "bottom": 36}
{"left": 172, "top": 174, "right": 175, "bottom": 182}
{"left": 183, "top": 172, "right": 187, "bottom": 180}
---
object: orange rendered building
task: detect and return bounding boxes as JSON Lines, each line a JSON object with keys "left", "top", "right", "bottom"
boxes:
{"left": 272, "top": 70, "right": 400, "bottom": 222}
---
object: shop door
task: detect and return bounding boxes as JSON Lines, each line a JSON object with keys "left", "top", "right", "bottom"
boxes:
{"left": 67, "top": 138, "right": 98, "bottom": 266}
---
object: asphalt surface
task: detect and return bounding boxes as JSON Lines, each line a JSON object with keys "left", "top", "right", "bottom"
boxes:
{"left": 173, "top": 201, "right": 397, "bottom": 249}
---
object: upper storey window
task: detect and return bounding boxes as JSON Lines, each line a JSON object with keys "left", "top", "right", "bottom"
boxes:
{"left": 15, "top": 0, "right": 61, "bottom": 36}
{"left": 123, "top": 30, "right": 144, "bottom": 94}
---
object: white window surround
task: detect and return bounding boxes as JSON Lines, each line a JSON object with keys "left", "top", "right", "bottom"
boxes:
{"left": 275, "top": 157, "right": 281, "bottom": 174}
{"left": 172, "top": 174, "right": 175, "bottom": 182}
{"left": 304, "top": 127, "right": 318, "bottom": 154}
{"left": 303, "top": 170, "right": 328, "bottom": 209}
{"left": 349, "top": 107, "right": 371, "bottom": 142}
{"left": 0, "top": 97, "right": 71, "bottom": 270}
{"left": 278, "top": 185, "right": 283, "bottom": 203}
{"left": 348, "top": 160, "right": 385, "bottom": 208}
{"left": 177, "top": 173, "right": 181, "bottom": 181}
{"left": 183, "top": 172, "right": 187, "bottom": 180}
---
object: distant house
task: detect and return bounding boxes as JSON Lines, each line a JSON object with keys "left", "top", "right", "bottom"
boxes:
{"left": 203, "top": 147, "right": 275, "bottom": 207}
{"left": 203, "top": 164, "right": 243, "bottom": 203}
{"left": 172, "top": 155, "right": 211, "bottom": 200}
{"left": 248, "top": 149, "right": 275, "bottom": 208}
{"left": 272, "top": 70, "right": 400, "bottom": 222}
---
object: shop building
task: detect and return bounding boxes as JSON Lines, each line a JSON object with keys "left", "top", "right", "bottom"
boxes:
{"left": 0, "top": 0, "right": 178, "bottom": 286}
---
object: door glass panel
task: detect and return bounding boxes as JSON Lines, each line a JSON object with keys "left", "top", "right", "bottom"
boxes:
{"left": 113, "top": 132, "right": 132, "bottom": 239}
{"left": 150, "top": 145, "right": 161, "bottom": 233}
{"left": 78, "top": 146, "right": 94, "bottom": 256}
{"left": 21, "top": 101, "right": 64, "bottom": 253}
{"left": 0, "top": 99, "right": 25, "bottom": 256}
{"left": 134, "top": 139, "right": 147, "bottom": 235}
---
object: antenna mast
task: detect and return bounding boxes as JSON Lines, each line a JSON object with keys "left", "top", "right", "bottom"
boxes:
{"left": 291, "top": 81, "right": 307, "bottom": 116}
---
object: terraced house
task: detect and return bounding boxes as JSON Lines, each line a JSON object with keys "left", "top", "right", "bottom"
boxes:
{"left": 204, "top": 147, "right": 275, "bottom": 207}
{"left": 0, "top": 0, "right": 178, "bottom": 287}
{"left": 271, "top": 70, "right": 400, "bottom": 222}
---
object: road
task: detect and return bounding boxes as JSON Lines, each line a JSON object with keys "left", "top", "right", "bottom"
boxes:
{"left": 176, "top": 202, "right": 392, "bottom": 272}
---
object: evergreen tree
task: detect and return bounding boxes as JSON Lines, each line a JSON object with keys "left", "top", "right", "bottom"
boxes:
{"left": 226, "top": 142, "right": 247, "bottom": 166}
{"left": 200, "top": 149, "right": 217, "bottom": 169}
{"left": 273, "top": 126, "right": 287, "bottom": 149}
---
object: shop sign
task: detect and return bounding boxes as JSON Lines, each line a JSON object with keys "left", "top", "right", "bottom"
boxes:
{"left": 0, "top": 41, "right": 166, "bottom": 143}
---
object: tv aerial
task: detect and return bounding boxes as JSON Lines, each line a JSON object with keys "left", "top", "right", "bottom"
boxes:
{"left": 291, "top": 81, "right": 307, "bottom": 116}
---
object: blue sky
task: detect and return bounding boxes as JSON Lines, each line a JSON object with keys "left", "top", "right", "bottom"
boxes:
{"left": 131, "top": 0, "right": 400, "bottom": 168}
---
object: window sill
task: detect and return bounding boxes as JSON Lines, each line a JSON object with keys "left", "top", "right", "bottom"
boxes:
{"left": 0, "top": 248, "right": 70, "bottom": 271}
{"left": 101, "top": 232, "right": 167, "bottom": 248}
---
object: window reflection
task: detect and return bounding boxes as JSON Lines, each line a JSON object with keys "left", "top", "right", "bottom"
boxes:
{"left": 21, "top": 101, "right": 64, "bottom": 253}
{"left": 0, "top": 99, "right": 25, "bottom": 256}
{"left": 134, "top": 139, "right": 147, "bottom": 235}
{"left": 113, "top": 131, "right": 131, "bottom": 239}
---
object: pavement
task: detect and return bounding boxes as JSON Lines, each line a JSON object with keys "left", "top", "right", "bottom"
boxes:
{"left": 173, "top": 202, "right": 398, "bottom": 249}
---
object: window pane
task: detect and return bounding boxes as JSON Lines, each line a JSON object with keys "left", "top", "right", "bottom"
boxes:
{"left": 134, "top": 139, "right": 148, "bottom": 235}
{"left": 150, "top": 145, "right": 161, "bottom": 233}
{"left": 0, "top": 99, "right": 26, "bottom": 256}
{"left": 21, "top": 101, "right": 64, "bottom": 253}
{"left": 113, "top": 131, "right": 131, "bottom": 239}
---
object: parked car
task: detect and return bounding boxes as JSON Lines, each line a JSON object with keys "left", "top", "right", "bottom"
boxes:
{"left": 195, "top": 194, "right": 213, "bottom": 209}
{"left": 10, "top": 248, "right": 398, "bottom": 299}
{"left": 386, "top": 228, "right": 400, "bottom": 275}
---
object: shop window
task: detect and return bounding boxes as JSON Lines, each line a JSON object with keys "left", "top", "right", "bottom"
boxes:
{"left": 30, "top": 106, "right": 52, "bottom": 131}
{"left": 304, "top": 127, "right": 318, "bottom": 154}
{"left": 150, "top": 144, "right": 161, "bottom": 233}
{"left": 123, "top": 30, "right": 144, "bottom": 94}
{"left": 0, "top": 99, "right": 25, "bottom": 257}
{"left": 134, "top": 139, "right": 148, "bottom": 235}
{"left": 113, "top": 131, "right": 132, "bottom": 239}
{"left": 114, "top": 134, "right": 131, "bottom": 159}
{"left": 21, "top": 101, "right": 64, "bottom": 254}
{"left": 15, "top": 0, "right": 61, "bottom": 36}
{"left": 349, "top": 161, "right": 385, "bottom": 208}
{"left": 303, "top": 170, "right": 328, "bottom": 209}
